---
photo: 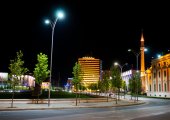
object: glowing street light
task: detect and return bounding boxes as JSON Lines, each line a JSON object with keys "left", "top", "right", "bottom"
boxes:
{"left": 114, "top": 62, "right": 128, "bottom": 75}
{"left": 128, "top": 48, "right": 147, "bottom": 71}
{"left": 128, "top": 48, "right": 147, "bottom": 101}
{"left": 44, "top": 10, "right": 65, "bottom": 107}
{"left": 157, "top": 54, "right": 161, "bottom": 58}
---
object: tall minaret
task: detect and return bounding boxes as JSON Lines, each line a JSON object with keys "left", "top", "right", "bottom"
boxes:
{"left": 140, "top": 30, "right": 145, "bottom": 77}
{"left": 140, "top": 30, "right": 146, "bottom": 93}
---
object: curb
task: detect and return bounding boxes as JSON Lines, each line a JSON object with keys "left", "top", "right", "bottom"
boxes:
{"left": 0, "top": 101, "right": 145, "bottom": 111}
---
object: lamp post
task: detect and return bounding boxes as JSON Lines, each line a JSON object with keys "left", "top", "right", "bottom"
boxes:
{"left": 128, "top": 49, "right": 140, "bottom": 102}
{"left": 128, "top": 48, "right": 147, "bottom": 101}
{"left": 114, "top": 62, "right": 128, "bottom": 99}
{"left": 45, "top": 10, "right": 64, "bottom": 107}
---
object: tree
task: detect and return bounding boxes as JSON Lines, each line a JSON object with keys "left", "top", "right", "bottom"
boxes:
{"left": 97, "top": 80, "right": 103, "bottom": 95}
{"left": 72, "top": 62, "right": 83, "bottom": 106}
{"left": 101, "top": 72, "right": 111, "bottom": 102}
{"left": 122, "top": 80, "right": 126, "bottom": 99}
{"left": 79, "top": 83, "right": 86, "bottom": 91}
{"left": 110, "top": 64, "right": 122, "bottom": 104}
{"left": 33, "top": 53, "right": 50, "bottom": 102}
{"left": 88, "top": 83, "right": 98, "bottom": 93}
{"left": 128, "top": 72, "right": 141, "bottom": 101}
{"left": 128, "top": 77, "right": 134, "bottom": 100}
{"left": 8, "top": 50, "right": 28, "bottom": 108}
{"left": 134, "top": 72, "right": 141, "bottom": 101}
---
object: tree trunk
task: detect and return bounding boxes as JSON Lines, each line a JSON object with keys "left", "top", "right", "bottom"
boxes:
{"left": 78, "top": 91, "right": 81, "bottom": 103}
{"left": 75, "top": 84, "right": 78, "bottom": 106}
{"left": 11, "top": 89, "right": 14, "bottom": 108}
{"left": 33, "top": 83, "right": 41, "bottom": 104}
{"left": 76, "top": 91, "right": 78, "bottom": 106}
{"left": 115, "top": 89, "right": 117, "bottom": 104}
{"left": 118, "top": 88, "right": 120, "bottom": 100}
{"left": 107, "top": 92, "right": 109, "bottom": 102}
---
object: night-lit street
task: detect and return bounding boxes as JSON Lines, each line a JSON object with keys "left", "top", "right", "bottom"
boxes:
{"left": 0, "top": 97, "right": 170, "bottom": 120}
{"left": 0, "top": 1, "right": 170, "bottom": 120}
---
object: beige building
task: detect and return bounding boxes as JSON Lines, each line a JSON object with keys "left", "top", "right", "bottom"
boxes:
{"left": 138, "top": 31, "right": 170, "bottom": 98}
{"left": 78, "top": 57, "right": 102, "bottom": 87}
{"left": 145, "top": 53, "right": 170, "bottom": 97}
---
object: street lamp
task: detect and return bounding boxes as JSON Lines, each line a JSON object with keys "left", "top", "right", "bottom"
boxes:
{"left": 114, "top": 62, "right": 128, "bottom": 99}
{"left": 128, "top": 48, "right": 147, "bottom": 101}
{"left": 45, "top": 10, "right": 65, "bottom": 107}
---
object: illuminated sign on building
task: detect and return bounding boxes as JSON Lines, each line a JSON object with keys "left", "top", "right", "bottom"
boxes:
{"left": 41, "top": 82, "right": 50, "bottom": 89}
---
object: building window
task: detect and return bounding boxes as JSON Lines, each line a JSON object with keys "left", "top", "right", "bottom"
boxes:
{"left": 159, "top": 84, "right": 161, "bottom": 92}
{"left": 153, "top": 65, "right": 156, "bottom": 69}
{"left": 164, "top": 70, "right": 166, "bottom": 77}
{"left": 164, "top": 83, "right": 167, "bottom": 92}
{"left": 154, "top": 84, "right": 156, "bottom": 92}
{"left": 158, "top": 63, "right": 161, "bottom": 67}
{"left": 154, "top": 72, "right": 156, "bottom": 78}
{"left": 163, "top": 62, "right": 166, "bottom": 66}
{"left": 150, "top": 84, "right": 151, "bottom": 92}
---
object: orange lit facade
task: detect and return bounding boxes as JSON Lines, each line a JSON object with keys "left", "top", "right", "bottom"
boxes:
{"left": 145, "top": 54, "right": 170, "bottom": 97}
{"left": 140, "top": 31, "right": 147, "bottom": 92}
{"left": 78, "top": 57, "right": 102, "bottom": 87}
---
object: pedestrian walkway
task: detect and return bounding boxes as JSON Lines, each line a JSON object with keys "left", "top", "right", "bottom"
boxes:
{"left": 0, "top": 98, "right": 145, "bottom": 111}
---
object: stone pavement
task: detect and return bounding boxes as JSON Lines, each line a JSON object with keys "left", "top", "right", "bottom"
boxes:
{"left": 0, "top": 98, "right": 145, "bottom": 111}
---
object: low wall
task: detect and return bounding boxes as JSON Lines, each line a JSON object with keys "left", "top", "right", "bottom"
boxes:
{"left": 147, "top": 92, "right": 170, "bottom": 98}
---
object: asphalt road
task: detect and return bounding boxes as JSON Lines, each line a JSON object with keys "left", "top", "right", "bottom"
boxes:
{"left": 0, "top": 97, "right": 170, "bottom": 120}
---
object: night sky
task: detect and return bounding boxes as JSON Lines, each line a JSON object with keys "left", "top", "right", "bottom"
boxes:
{"left": 0, "top": 1, "right": 169, "bottom": 86}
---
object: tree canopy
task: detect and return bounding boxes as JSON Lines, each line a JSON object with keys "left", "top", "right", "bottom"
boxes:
{"left": 33, "top": 53, "right": 50, "bottom": 85}
{"left": 72, "top": 62, "right": 83, "bottom": 87}
{"left": 8, "top": 50, "right": 28, "bottom": 87}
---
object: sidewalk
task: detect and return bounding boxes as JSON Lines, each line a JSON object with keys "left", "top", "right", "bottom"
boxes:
{"left": 0, "top": 98, "right": 145, "bottom": 111}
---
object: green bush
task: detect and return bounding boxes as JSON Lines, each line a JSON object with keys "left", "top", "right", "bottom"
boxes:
{"left": 0, "top": 91, "right": 32, "bottom": 99}
{"left": 0, "top": 91, "right": 98, "bottom": 99}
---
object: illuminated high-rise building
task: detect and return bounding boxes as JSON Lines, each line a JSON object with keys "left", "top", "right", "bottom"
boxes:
{"left": 78, "top": 57, "right": 102, "bottom": 87}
